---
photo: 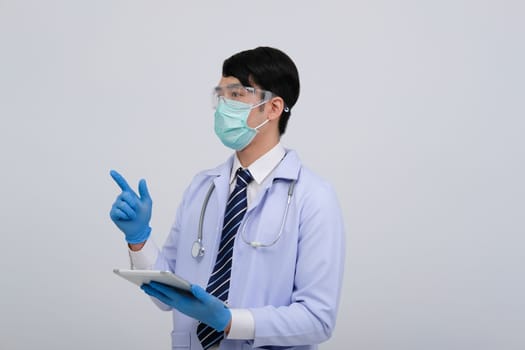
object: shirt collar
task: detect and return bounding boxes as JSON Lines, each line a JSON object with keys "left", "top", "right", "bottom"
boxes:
{"left": 230, "top": 143, "right": 286, "bottom": 185}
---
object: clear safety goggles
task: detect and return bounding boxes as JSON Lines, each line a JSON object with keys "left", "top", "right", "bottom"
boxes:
{"left": 212, "top": 84, "right": 274, "bottom": 109}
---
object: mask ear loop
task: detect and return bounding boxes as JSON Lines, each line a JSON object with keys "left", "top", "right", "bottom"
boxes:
{"left": 253, "top": 118, "right": 270, "bottom": 131}
{"left": 254, "top": 103, "right": 289, "bottom": 130}
{"left": 251, "top": 98, "right": 289, "bottom": 130}
{"left": 250, "top": 97, "right": 273, "bottom": 131}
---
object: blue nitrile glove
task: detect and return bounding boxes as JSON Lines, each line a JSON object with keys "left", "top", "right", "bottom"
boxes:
{"left": 141, "top": 282, "right": 231, "bottom": 332}
{"left": 109, "top": 170, "right": 152, "bottom": 244}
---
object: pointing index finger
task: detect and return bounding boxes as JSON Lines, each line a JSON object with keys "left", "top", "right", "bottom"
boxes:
{"left": 110, "top": 169, "right": 133, "bottom": 192}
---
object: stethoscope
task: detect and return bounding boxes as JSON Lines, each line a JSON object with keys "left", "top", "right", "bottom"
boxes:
{"left": 191, "top": 179, "right": 296, "bottom": 259}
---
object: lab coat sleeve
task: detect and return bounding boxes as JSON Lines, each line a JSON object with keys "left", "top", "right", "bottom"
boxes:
{"left": 148, "top": 183, "right": 191, "bottom": 312}
{"left": 250, "top": 181, "right": 346, "bottom": 347}
{"left": 127, "top": 238, "right": 174, "bottom": 310}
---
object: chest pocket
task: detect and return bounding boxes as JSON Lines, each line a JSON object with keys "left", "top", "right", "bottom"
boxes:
{"left": 171, "top": 331, "right": 190, "bottom": 349}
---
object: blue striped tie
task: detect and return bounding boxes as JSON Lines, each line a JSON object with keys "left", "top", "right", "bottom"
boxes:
{"left": 197, "top": 168, "right": 253, "bottom": 349}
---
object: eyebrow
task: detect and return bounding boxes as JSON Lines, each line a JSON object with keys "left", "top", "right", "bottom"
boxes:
{"left": 215, "top": 83, "right": 244, "bottom": 90}
{"left": 226, "top": 83, "right": 243, "bottom": 88}
{"left": 215, "top": 83, "right": 244, "bottom": 92}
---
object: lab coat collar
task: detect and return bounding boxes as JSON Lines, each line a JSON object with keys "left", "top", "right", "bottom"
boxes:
{"left": 201, "top": 147, "right": 301, "bottom": 183}
{"left": 247, "top": 149, "right": 301, "bottom": 212}
{"left": 271, "top": 148, "right": 301, "bottom": 181}
{"left": 199, "top": 148, "right": 301, "bottom": 216}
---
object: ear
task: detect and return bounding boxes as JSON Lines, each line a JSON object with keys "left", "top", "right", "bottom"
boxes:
{"left": 267, "top": 96, "right": 285, "bottom": 121}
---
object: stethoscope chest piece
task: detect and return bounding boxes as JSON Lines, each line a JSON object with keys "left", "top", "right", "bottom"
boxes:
{"left": 191, "top": 239, "right": 205, "bottom": 259}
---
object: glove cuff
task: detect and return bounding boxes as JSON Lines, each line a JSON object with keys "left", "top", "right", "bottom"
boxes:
{"left": 126, "top": 226, "right": 152, "bottom": 244}
{"left": 213, "top": 307, "right": 232, "bottom": 332}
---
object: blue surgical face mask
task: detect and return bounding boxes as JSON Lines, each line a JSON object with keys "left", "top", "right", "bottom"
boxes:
{"left": 214, "top": 98, "right": 269, "bottom": 150}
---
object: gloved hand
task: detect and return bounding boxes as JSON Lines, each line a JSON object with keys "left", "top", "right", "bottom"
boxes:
{"left": 109, "top": 170, "right": 152, "bottom": 244}
{"left": 141, "top": 282, "right": 231, "bottom": 332}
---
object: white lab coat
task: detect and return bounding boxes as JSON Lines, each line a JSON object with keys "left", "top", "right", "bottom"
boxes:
{"left": 154, "top": 150, "right": 346, "bottom": 349}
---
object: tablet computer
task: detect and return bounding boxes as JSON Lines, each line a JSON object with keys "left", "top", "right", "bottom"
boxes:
{"left": 113, "top": 268, "right": 192, "bottom": 292}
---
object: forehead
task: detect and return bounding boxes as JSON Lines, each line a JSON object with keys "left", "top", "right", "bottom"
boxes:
{"left": 218, "top": 76, "right": 241, "bottom": 87}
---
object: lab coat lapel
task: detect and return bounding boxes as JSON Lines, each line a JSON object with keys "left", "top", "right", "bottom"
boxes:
{"left": 247, "top": 149, "right": 302, "bottom": 212}
{"left": 208, "top": 155, "right": 234, "bottom": 225}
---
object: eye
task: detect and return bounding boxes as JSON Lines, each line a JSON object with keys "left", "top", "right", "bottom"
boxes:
{"left": 230, "top": 87, "right": 247, "bottom": 98}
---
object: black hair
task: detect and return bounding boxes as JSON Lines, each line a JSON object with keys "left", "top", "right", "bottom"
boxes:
{"left": 222, "top": 46, "right": 300, "bottom": 135}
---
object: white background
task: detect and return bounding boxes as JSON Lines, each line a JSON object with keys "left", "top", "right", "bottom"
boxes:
{"left": 1, "top": 1, "right": 524, "bottom": 349}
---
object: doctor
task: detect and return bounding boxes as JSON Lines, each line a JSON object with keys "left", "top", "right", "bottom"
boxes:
{"left": 109, "top": 46, "right": 345, "bottom": 349}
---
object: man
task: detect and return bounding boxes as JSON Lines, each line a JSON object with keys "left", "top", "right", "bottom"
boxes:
{"left": 110, "top": 46, "right": 345, "bottom": 349}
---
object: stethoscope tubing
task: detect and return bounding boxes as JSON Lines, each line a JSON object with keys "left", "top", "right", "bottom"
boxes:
{"left": 192, "top": 179, "right": 296, "bottom": 258}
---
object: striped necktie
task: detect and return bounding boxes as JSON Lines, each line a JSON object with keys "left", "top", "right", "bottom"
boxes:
{"left": 197, "top": 168, "right": 253, "bottom": 349}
